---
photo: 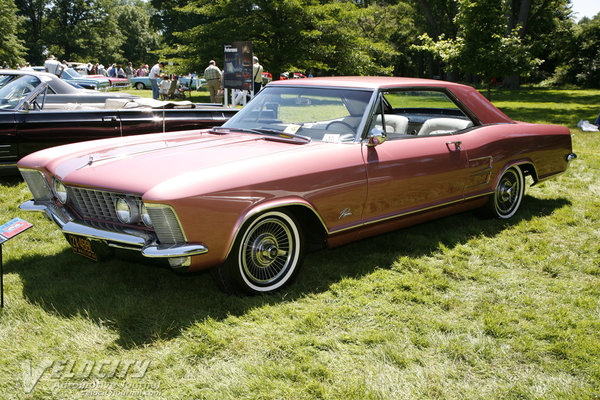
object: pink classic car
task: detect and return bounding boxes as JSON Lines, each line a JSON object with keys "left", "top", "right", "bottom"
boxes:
{"left": 18, "top": 77, "right": 576, "bottom": 294}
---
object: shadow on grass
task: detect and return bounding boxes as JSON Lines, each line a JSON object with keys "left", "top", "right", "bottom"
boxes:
{"left": 6, "top": 195, "right": 570, "bottom": 349}
{"left": 499, "top": 105, "right": 600, "bottom": 126}
{"left": 0, "top": 175, "right": 23, "bottom": 187}
{"left": 489, "top": 88, "right": 600, "bottom": 105}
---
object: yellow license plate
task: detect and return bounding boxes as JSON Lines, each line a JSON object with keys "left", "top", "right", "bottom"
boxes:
{"left": 67, "top": 234, "right": 98, "bottom": 261}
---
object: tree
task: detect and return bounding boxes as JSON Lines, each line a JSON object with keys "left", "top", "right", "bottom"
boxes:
{"left": 0, "top": 0, "right": 27, "bottom": 66}
{"left": 115, "top": 0, "right": 162, "bottom": 66}
{"left": 169, "top": 0, "right": 402, "bottom": 78}
{"left": 550, "top": 12, "right": 600, "bottom": 87}
{"left": 413, "top": 0, "right": 540, "bottom": 97}
{"left": 15, "top": 0, "right": 49, "bottom": 65}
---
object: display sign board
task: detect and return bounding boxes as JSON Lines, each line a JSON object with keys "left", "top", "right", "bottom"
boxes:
{"left": 0, "top": 218, "right": 33, "bottom": 244}
{"left": 1, "top": 217, "right": 33, "bottom": 308}
{"left": 223, "top": 41, "right": 253, "bottom": 91}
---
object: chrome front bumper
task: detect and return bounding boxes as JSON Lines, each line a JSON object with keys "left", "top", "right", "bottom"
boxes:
{"left": 20, "top": 199, "right": 208, "bottom": 259}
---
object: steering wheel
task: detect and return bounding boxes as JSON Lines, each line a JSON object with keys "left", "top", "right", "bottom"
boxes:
{"left": 325, "top": 120, "right": 354, "bottom": 134}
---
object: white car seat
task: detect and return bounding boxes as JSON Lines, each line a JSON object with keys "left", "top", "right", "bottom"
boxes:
{"left": 417, "top": 118, "right": 473, "bottom": 136}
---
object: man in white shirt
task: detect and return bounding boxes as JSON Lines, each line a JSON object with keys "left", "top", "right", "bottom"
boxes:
{"left": 149, "top": 62, "right": 164, "bottom": 100}
{"left": 44, "top": 55, "right": 63, "bottom": 76}
{"left": 252, "top": 56, "right": 263, "bottom": 96}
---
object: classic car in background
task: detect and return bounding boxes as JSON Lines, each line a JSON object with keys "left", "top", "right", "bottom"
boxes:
{"left": 71, "top": 63, "right": 130, "bottom": 89}
{"left": 0, "top": 72, "right": 236, "bottom": 173}
{"left": 1, "top": 70, "right": 138, "bottom": 103}
{"left": 18, "top": 77, "right": 576, "bottom": 294}
{"left": 87, "top": 74, "right": 130, "bottom": 89}
{"left": 130, "top": 76, "right": 205, "bottom": 90}
{"left": 59, "top": 68, "right": 111, "bottom": 91}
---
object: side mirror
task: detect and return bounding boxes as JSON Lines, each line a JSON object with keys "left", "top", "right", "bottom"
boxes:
{"left": 367, "top": 127, "right": 386, "bottom": 147}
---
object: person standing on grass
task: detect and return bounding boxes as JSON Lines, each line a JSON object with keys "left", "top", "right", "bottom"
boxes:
{"left": 252, "top": 56, "right": 263, "bottom": 96}
{"left": 149, "top": 62, "right": 164, "bottom": 100}
{"left": 204, "top": 60, "right": 222, "bottom": 103}
{"left": 44, "top": 55, "right": 63, "bottom": 76}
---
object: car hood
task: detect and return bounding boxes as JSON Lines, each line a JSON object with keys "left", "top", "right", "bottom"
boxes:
{"left": 20, "top": 130, "right": 329, "bottom": 199}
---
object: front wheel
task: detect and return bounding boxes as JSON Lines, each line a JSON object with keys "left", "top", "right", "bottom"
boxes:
{"left": 135, "top": 82, "right": 145, "bottom": 90}
{"left": 487, "top": 166, "right": 525, "bottom": 219}
{"left": 212, "top": 210, "right": 304, "bottom": 294}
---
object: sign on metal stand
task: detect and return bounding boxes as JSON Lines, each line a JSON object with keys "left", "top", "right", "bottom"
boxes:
{"left": 0, "top": 217, "right": 33, "bottom": 308}
{"left": 223, "top": 41, "right": 253, "bottom": 108}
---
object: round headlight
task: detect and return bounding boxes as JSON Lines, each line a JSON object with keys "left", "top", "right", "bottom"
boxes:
{"left": 52, "top": 178, "right": 68, "bottom": 204}
{"left": 115, "top": 197, "right": 140, "bottom": 224}
{"left": 140, "top": 203, "right": 152, "bottom": 227}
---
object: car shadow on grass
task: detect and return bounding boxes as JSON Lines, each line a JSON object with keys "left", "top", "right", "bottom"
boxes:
{"left": 7, "top": 195, "right": 570, "bottom": 349}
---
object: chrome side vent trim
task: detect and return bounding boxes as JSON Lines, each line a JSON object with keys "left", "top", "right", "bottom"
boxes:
{"left": 146, "top": 205, "right": 186, "bottom": 245}
{"left": 20, "top": 169, "right": 52, "bottom": 201}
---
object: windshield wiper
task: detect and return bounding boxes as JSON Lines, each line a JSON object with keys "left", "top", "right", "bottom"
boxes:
{"left": 211, "top": 126, "right": 311, "bottom": 143}
{"left": 211, "top": 126, "right": 263, "bottom": 135}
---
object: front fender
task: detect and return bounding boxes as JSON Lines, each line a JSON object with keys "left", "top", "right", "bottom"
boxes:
{"left": 224, "top": 196, "right": 326, "bottom": 260}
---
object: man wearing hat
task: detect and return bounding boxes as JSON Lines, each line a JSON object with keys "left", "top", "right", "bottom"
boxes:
{"left": 253, "top": 56, "right": 263, "bottom": 96}
{"left": 44, "top": 55, "right": 63, "bottom": 76}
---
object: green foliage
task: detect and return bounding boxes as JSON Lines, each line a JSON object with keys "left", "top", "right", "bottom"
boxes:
{"left": 168, "top": 0, "right": 404, "bottom": 77}
{"left": 413, "top": 0, "right": 541, "bottom": 86}
{"left": 0, "top": 0, "right": 27, "bottom": 66}
{"left": 14, "top": 0, "right": 49, "bottom": 65}
{"left": 114, "top": 0, "right": 163, "bottom": 66}
{"left": 548, "top": 13, "right": 600, "bottom": 88}
{"left": 14, "top": 0, "right": 164, "bottom": 66}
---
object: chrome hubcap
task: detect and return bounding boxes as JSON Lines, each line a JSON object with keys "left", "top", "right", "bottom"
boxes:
{"left": 241, "top": 218, "right": 293, "bottom": 285}
{"left": 496, "top": 170, "right": 520, "bottom": 215}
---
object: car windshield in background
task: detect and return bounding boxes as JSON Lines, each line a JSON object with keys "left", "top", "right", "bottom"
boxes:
{"left": 62, "top": 68, "right": 82, "bottom": 79}
{"left": 221, "top": 86, "right": 374, "bottom": 143}
{"left": 0, "top": 75, "right": 41, "bottom": 110}
{"left": 0, "top": 75, "right": 17, "bottom": 89}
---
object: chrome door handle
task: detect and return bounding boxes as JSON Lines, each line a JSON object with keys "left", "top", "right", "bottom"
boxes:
{"left": 446, "top": 141, "right": 462, "bottom": 151}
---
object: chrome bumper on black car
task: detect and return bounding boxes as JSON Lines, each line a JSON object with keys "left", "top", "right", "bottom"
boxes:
{"left": 20, "top": 199, "right": 208, "bottom": 260}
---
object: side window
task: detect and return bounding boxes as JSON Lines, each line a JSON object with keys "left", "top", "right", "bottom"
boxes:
{"left": 381, "top": 90, "right": 474, "bottom": 137}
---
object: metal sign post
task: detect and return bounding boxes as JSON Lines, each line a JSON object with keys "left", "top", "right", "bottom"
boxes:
{"left": 1, "top": 243, "right": 3, "bottom": 308}
{"left": 0, "top": 217, "right": 33, "bottom": 308}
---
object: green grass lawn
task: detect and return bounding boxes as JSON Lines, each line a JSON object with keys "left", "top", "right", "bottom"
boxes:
{"left": 0, "top": 88, "right": 599, "bottom": 399}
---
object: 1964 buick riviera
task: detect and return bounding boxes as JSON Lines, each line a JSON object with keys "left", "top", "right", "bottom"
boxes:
{"left": 18, "top": 77, "right": 576, "bottom": 294}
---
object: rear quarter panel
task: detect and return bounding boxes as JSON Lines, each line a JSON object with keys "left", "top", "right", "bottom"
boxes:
{"left": 460, "top": 122, "right": 572, "bottom": 199}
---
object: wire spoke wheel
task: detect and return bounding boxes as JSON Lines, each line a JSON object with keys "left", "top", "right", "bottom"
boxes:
{"left": 216, "top": 210, "right": 303, "bottom": 294}
{"left": 492, "top": 167, "right": 524, "bottom": 219}
{"left": 242, "top": 217, "right": 292, "bottom": 285}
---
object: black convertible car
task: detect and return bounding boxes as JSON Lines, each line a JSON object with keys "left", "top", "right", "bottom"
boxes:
{"left": 0, "top": 70, "right": 236, "bottom": 174}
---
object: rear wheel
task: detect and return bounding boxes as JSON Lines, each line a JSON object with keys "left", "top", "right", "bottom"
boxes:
{"left": 212, "top": 210, "right": 304, "bottom": 294}
{"left": 487, "top": 166, "right": 525, "bottom": 219}
{"left": 135, "top": 82, "right": 145, "bottom": 90}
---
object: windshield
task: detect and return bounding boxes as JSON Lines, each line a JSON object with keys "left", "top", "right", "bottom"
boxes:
{"left": 0, "top": 75, "right": 17, "bottom": 89}
{"left": 221, "top": 86, "right": 375, "bottom": 143}
{"left": 0, "top": 75, "right": 41, "bottom": 110}
{"left": 62, "top": 68, "right": 82, "bottom": 79}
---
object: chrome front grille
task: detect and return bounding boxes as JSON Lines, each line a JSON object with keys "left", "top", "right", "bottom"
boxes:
{"left": 66, "top": 187, "right": 186, "bottom": 245}
{"left": 68, "top": 187, "right": 140, "bottom": 224}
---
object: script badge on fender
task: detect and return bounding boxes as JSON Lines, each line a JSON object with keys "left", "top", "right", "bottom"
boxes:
{"left": 66, "top": 235, "right": 98, "bottom": 261}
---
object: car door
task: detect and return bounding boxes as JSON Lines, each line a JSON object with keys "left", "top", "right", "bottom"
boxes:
{"left": 0, "top": 112, "right": 17, "bottom": 167}
{"left": 361, "top": 90, "right": 472, "bottom": 225}
{"left": 362, "top": 135, "right": 468, "bottom": 221}
{"left": 15, "top": 109, "right": 121, "bottom": 159}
